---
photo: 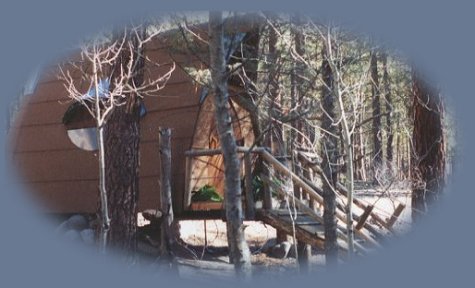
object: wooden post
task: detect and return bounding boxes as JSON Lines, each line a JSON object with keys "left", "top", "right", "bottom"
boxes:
{"left": 159, "top": 127, "right": 175, "bottom": 261}
{"left": 184, "top": 155, "right": 191, "bottom": 209}
{"left": 244, "top": 153, "right": 255, "bottom": 219}
{"left": 304, "top": 166, "right": 316, "bottom": 211}
{"left": 355, "top": 205, "right": 374, "bottom": 231}
{"left": 386, "top": 203, "right": 406, "bottom": 229}
{"left": 261, "top": 155, "right": 273, "bottom": 210}
{"left": 293, "top": 152, "right": 310, "bottom": 272}
{"left": 263, "top": 171, "right": 273, "bottom": 210}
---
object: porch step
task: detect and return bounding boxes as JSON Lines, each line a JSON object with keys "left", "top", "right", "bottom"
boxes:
{"left": 256, "top": 209, "right": 326, "bottom": 249}
{"left": 257, "top": 209, "right": 373, "bottom": 255}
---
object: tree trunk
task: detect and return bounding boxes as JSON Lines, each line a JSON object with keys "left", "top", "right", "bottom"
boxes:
{"left": 325, "top": 36, "right": 355, "bottom": 257}
{"left": 103, "top": 28, "right": 145, "bottom": 256}
{"left": 382, "top": 52, "right": 394, "bottom": 173}
{"left": 356, "top": 105, "right": 367, "bottom": 181}
{"left": 91, "top": 57, "right": 110, "bottom": 254}
{"left": 267, "top": 16, "right": 290, "bottom": 243}
{"left": 208, "top": 11, "right": 251, "bottom": 278}
{"left": 321, "top": 45, "right": 339, "bottom": 268}
{"left": 104, "top": 104, "right": 140, "bottom": 254}
{"left": 291, "top": 13, "right": 311, "bottom": 272}
{"left": 407, "top": 137, "right": 412, "bottom": 180}
{"left": 370, "top": 51, "right": 382, "bottom": 179}
{"left": 396, "top": 122, "right": 401, "bottom": 179}
{"left": 334, "top": 76, "right": 355, "bottom": 258}
{"left": 267, "top": 17, "right": 285, "bottom": 160}
{"left": 97, "top": 125, "right": 110, "bottom": 253}
{"left": 411, "top": 71, "right": 445, "bottom": 221}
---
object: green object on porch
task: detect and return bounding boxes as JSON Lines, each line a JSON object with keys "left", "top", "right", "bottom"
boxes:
{"left": 191, "top": 185, "right": 223, "bottom": 202}
{"left": 252, "top": 175, "right": 264, "bottom": 201}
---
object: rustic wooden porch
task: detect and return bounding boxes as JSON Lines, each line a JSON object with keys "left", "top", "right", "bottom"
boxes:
{"left": 180, "top": 146, "right": 406, "bottom": 255}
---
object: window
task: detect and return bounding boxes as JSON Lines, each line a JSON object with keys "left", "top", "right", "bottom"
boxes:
{"left": 67, "top": 128, "right": 98, "bottom": 151}
{"left": 63, "top": 78, "right": 146, "bottom": 151}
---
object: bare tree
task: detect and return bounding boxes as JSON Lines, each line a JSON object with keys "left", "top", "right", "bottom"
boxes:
{"left": 319, "top": 42, "right": 340, "bottom": 267}
{"left": 59, "top": 24, "right": 175, "bottom": 254}
{"left": 208, "top": 11, "right": 251, "bottom": 278}
{"left": 290, "top": 13, "right": 312, "bottom": 271}
{"left": 322, "top": 30, "right": 357, "bottom": 257}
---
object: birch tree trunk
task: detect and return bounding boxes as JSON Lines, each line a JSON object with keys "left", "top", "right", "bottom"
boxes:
{"left": 93, "top": 53, "right": 110, "bottom": 253}
{"left": 97, "top": 125, "right": 110, "bottom": 253}
{"left": 208, "top": 11, "right": 251, "bottom": 278}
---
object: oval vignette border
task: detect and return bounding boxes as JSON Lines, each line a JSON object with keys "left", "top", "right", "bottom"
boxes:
{"left": 0, "top": 1, "right": 471, "bottom": 288}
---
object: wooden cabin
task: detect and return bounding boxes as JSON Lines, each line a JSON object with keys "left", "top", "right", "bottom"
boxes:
{"left": 9, "top": 19, "right": 260, "bottom": 219}
{"left": 9, "top": 16, "right": 392, "bottom": 253}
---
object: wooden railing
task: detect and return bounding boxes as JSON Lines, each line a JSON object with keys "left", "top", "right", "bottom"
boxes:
{"left": 259, "top": 150, "right": 381, "bottom": 247}
{"left": 183, "top": 146, "right": 404, "bottom": 249}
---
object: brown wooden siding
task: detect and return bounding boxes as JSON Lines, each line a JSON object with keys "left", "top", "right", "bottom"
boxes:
{"left": 11, "top": 34, "right": 253, "bottom": 216}
{"left": 23, "top": 176, "right": 162, "bottom": 213}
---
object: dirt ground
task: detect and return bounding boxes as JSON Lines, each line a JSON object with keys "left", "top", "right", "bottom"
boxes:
{"left": 179, "top": 220, "right": 276, "bottom": 248}
{"left": 177, "top": 193, "right": 412, "bottom": 248}
{"left": 168, "top": 194, "right": 410, "bottom": 279}
{"left": 177, "top": 220, "right": 302, "bottom": 273}
{"left": 170, "top": 221, "right": 326, "bottom": 280}
{"left": 135, "top": 193, "right": 412, "bottom": 280}
{"left": 53, "top": 183, "right": 412, "bottom": 280}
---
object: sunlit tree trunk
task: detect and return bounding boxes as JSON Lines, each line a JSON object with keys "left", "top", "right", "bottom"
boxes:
{"left": 208, "top": 11, "right": 251, "bottom": 278}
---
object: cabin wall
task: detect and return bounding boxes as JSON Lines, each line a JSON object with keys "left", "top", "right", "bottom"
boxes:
{"left": 10, "top": 38, "right": 203, "bottom": 215}
{"left": 10, "top": 29, "right": 257, "bottom": 217}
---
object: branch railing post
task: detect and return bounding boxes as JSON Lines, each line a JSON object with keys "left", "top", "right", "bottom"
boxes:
{"left": 159, "top": 127, "right": 176, "bottom": 263}
{"left": 244, "top": 153, "right": 255, "bottom": 219}
{"left": 184, "top": 155, "right": 191, "bottom": 209}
